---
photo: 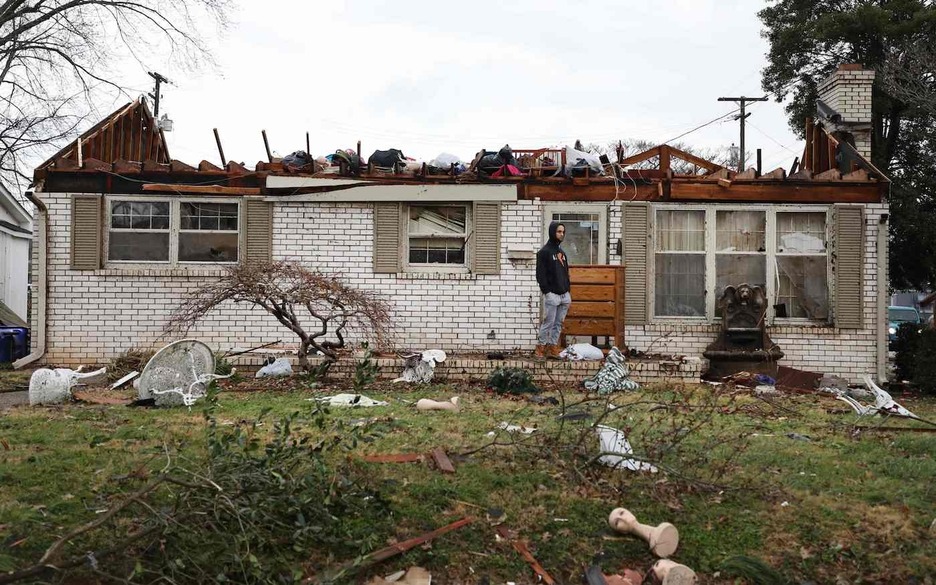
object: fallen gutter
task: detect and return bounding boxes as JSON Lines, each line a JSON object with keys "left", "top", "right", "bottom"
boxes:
{"left": 14, "top": 191, "right": 46, "bottom": 369}
{"left": 876, "top": 212, "right": 888, "bottom": 382}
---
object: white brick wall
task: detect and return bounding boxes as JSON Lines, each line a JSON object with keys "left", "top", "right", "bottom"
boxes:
{"left": 31, "top": 194, "right": 886, "bottom": 383}
{"left": 817, "top": 66, "right": 875, "bottom": 160}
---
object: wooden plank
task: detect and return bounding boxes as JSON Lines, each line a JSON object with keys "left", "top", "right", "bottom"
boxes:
{"left": 570, "top": 266, "right": 616, "bottom": 284}
{"left": 562, "top": 318, "right": 616, "bottom": 336}
{"left": 567, "top": 301, "right": 615, "bottom": 318}
{"left": 618, "top": 146, "right": 661, "bottom": 166}
{"left": 570, "top": 284, "right": 616, "bottom": 301}
{"left": 430, "top": 447, "right": 456, "bottom": 474}
{"left": 658, "top": 144, "right": 670, "bottom": 172}
{"left": 522, "top": 182, "right": 658, "bottom": 201}
{"left": 614, "top": 265, "right": 626, "bottom": 349}
{"left": 495, "top": 526, "right": 556, "bottom": 585}
{"left": 803, "top": 118, "right": 813, "bottom": 171}
{"left": 668, "top": 145, "right": 722, "bottom": 173}
{"left": 142, "top": 183, "right": 261, "bottom": 195}
{"left": 670, "top": 182, "right": 883, "bottom": 203}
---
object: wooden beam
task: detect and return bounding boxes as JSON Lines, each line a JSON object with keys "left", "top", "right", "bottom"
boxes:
{"left": 668, "top": 145, "right": 723, "bottom": 173}
{"left": 618, "top": 146, "right": 661, "bottom": 167}
{"left": 142, "top": 183, "right": 261, "bottom": 195}
{"left": 670, "top": 181, "right": 883, "bottom": 203}
{"left": 803, "top": 118, "right": 813, "bottom": 171}
{"left": 522, "top": 183, "right": 658, "bottom": 201}
{"left": 659, "top": 144, "right": 670, "bottom": 173}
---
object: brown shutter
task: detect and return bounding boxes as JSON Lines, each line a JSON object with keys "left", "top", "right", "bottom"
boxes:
{"left": 471, "top": 202, "right": 501, "bottom": 275}
{"left": 834, "top": 204, "right": 864, "bottom": 328}
{"left": 373, "top": 202, "right": 402, "bottom": 273}
{"left": 243, "top": 199, "right": 273, "bottom": 262}
{"left": 70, "top": 195, "right": 102, "bottom": 270}
{"left": 622, "top": 202, "right": 650, "bottom": 325}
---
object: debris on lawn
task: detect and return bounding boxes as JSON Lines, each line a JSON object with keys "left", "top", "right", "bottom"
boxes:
{"left": 785, "top": 432, "right": 813, "bottom": 442}
{"left": 361, "top": 453, "right": 425, "bottom": 463}
{"left": 415, "top": 396, "right": 460, "bottom": 411}
{"left": 586, "top": 565, "right": 644, "bottom": 585}
{"left": 494, "top": 525, "right": 556, "bottom": 585}
{"left": 775, "top": 365, "right": 823, "bottom": 393}
{"left": 650, "top": 559, "right": 697, "bottom": 584}
{"left": 28, "top": 366, "right": 108, "bottom": 405}
{"left": 256, "top": 357, "right": 292, "bottom": 378}
{"left": 754, "top": 384, "right": 780, "bottom": 396}
{"left": 528, "top": 394, "right": 560, "bottom": 406}
{"left": 429, "top": 447, "right": 456, "bottom": 473}
{"left": 366, "top": 566, "right": 431, "bottom": 585}
{"left": 596, "top": 425, "right": 658, "bottom": 472}
{"left": 110, "top": 370, "right": 139, "bottom": 389}
{"left": 557, "top": 410, "right": 591, "bottom": 421}
{"left": 312, "top": 393, "right": 389, "bottom": 407}
{"left": 559, "top": 343, "right": 604, "bottom": 361}
{"left": 393, "top": 349, "right": 446, "bottom": 383}
{"left": 584, "top": 347, "right": 639, "bottom": 395}
{"left": 497, "top": 421, "right": 537, "bottom": 434}
{"left": 315, "top": 517, "right": 473, "bottom": 584}
{"left": 137, "top": 339, "right": 234, "bottom": 407}
{"left": 828, "top": 375, "right": 936, "bottom": 426}
{"left": 608, "top": 507, "right": 679, "bottom": 558}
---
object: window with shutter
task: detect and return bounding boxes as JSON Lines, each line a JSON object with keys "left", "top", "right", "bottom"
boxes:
{"left": 833, "top": 205, "right": 864, "bottom": 328}
{"left": 623, "top": 203, "right": 650, "bottom": 324}
{"left": 244, "top": 199, "right": 272, "bottom": 263}
{"left": 472, "top": 202, "right": 500, "bottom": 274}
{"left": 71, "top": 195, "right": 102, "bottom": 270}
{"left": 373, "top": 202, "right": 402, "bottom": 273}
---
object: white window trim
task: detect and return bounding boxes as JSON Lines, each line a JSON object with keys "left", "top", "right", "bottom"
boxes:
{"left": 403, "top": 202, "right": 471, "bottom": 274}
{"left": 104, "top": 195, "right": 243, "bottom": 267}
{"left": 543, "top": 203, "right": 608, "bottom": 265}
{"left": 650, "top": 204, "right": 831, "bottom": 325}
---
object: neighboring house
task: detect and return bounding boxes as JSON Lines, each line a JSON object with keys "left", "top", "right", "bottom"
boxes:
{"left": 21, "top": 65, "right": 891, "bottom": 382}
{"left": 0, "top": 183, "right": 32, "bottom": 327}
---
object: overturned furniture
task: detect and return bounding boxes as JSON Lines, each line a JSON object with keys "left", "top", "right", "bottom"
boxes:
{"left": 703, "top": 284, "right": 783, "bottom": 378}
{"left": 138, "top": 339, "right": 234, "bottom": 407}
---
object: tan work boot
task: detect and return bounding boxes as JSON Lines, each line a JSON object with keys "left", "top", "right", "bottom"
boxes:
{"left": 534, "top": 344, "right": 547, "bottom": 359}
{"left": 548, "top": 344, "right": 563, "bottom": 359}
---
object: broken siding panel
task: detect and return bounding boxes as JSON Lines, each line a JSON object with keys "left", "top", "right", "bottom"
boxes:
{"left": 373, "top": 202, "right": 402, "bottom": 273}
{"left": 472, "top": 202, "right": 501, "bottom": 274}
{"left": 622, "top": 203, "right": 649, "bottom": 325}
{"left": 833, "top": 204, "right": 863, "bottom": 328}
{"left": 244, "top": 199, "right": 273, "bottom": 262}
{"left": 70, "top": 195, "right": 102, "bottom": 270}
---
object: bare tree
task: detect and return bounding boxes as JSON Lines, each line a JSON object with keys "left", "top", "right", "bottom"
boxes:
{"left": 882, "top": 40, "right": 936, "bottom": 118}
{"left": 165, "top": 261, "right": 394, "bottom": 370}
{"left": 0, "top": 0, "right": 231, "bottom": 192}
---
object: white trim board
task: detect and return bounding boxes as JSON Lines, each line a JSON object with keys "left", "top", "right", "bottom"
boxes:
{"left": 264, "top": 183, "right": 518, "bottom": 203}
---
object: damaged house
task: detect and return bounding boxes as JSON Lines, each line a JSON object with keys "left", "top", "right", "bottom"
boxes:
{"left": 20, "top": 64, "right": 889, "bottom": 382}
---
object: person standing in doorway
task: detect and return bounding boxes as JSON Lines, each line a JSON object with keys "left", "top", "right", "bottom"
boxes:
{"left": 535, "top": 221, "right": 571, "bottom": 359}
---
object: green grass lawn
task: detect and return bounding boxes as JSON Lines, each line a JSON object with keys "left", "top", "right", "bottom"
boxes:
{"left": 0, "top": 372, "right": 933, "bottom": 584}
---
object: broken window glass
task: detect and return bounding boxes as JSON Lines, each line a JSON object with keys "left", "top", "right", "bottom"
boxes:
{"left": 716, "top": 210, "right": 765, "bottom": 252}
{"left": 408, "top": 205, "right": 468, "bottom": 265}
{"left": 655, "top": 210, "right": 705, "bottom": 317}
{"left": 776, "top": 256, "right": 829, "bottom": 319}
{"left": 776, "top": 212, "right": 828, "bottom": 320}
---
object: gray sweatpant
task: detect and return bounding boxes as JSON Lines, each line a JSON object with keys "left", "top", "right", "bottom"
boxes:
{"left": 539, "top": 292, "right": 571, "bottom": 345}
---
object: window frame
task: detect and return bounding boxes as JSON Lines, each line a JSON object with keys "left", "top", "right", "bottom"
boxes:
{"left": 649, "top": 204, "right": 831, "bottom": 325}
{"left": 403, "top": 202, "right": 472, "bottom": 274}
{"left": 104, "top": 196, "right": 243, "bottom": 267}
{"left": 542, "top": 203, "right": 608, "bottom": 265}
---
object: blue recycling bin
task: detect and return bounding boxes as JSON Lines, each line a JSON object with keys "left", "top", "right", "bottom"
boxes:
{"left": 0, "top": 327, "right": 29, "bottom": 362}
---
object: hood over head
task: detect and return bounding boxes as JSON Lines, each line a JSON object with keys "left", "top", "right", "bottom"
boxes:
{"left": 548, "top": 221, "right": 565, "bottom": 244}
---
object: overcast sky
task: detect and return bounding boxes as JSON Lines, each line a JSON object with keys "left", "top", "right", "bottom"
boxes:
{"left": 105, "top": 0, "right": 805, "bottom": 173}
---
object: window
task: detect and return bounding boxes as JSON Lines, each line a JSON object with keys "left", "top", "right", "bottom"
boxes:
{"left": 776, "top": 212, "right": 828, "bottom": 319}
{"left": 544, "top": 204, "right": 607, "bottom": 265}
{"left": 108, "top": 201, "right": 170, "bottom": 261}
{"left": 407, "top": 205, "right": 468, "bottom": 267}
{"left": 179, "top": 202, "right": 239, "bottom": 262}
{"left": 651, "top": 206, "right": 830, "bottom": 323}
{"left": 655, "top": 210, "right": 705, "bottom": 317}
{"left": 715, "top": 210, "right": 766, "bottom": 315}
{"left": 107, "top": 199, "right": 240, "bottom": 264}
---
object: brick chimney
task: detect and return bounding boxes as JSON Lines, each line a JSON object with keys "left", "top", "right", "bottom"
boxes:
{"left": 816, "top": 63, "right": 875, "bottom": 160}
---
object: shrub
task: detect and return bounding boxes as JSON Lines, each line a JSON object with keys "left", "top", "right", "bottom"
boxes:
{"left": 487, "top": 366, "right": 539, "bottom": 394}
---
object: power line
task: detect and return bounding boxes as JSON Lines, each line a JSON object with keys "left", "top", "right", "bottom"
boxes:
{"left": 717, "top": 95, "right": 768, "bottom": 171}
{"left": 661, "top": 107, "right": 742, "bottom": 145}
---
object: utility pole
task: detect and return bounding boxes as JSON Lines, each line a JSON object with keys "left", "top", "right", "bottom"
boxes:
{"left": 717, "top": 95, "right": 767, "bottom": 171}
{"left": 147, "top": 71, "right": 171, "bottom": 117}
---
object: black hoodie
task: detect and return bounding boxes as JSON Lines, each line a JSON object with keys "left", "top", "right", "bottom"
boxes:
{"left": 536, "top": 222, "right": 571, "bottom": 295}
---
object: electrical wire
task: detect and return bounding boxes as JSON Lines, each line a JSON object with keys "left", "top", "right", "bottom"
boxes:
{"left": 661, "top": 107, "right": 742, "bottom": 145}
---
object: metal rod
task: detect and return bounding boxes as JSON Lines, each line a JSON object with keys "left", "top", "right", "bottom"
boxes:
{"left": 262, "top": 129, "right": 273, "bottom": 162}
{"left": 306, "top": 131, "right": 310, "bottom": 155}
{"left": 213, "top": 128, "right": 227, "bottom": 166}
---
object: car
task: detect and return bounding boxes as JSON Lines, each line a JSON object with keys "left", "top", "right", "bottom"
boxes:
{"left": 888, "top": 305, "right": 923, "bottom": 344}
